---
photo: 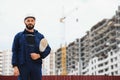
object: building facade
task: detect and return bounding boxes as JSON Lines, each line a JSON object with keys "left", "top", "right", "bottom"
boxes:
{"left": 55, "top": 6, "right": 120, "bottom": 75}
{"left": 55, "top": 39, "right": 81, "bottom": 75}
{"left": 55, "top": 48, "right": 62, "bottom": 75}
{"left": 66, "top": 39, "right": 81, "bottom": 75}
{"left": 42, "top": 51, "right": 55, "bottom": 75}
{"left": 0, "top": 50, "right": 13, "bottom": 75}
{"left": 81, "top": 6, "right": 120, "bottom": 75}
{"left": 49, "top": 50, "right": 55, "bottom": 75}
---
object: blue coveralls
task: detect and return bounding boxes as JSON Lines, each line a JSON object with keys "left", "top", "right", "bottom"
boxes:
{"left": 12, "top": 29, "right": 51, "bottom": 80}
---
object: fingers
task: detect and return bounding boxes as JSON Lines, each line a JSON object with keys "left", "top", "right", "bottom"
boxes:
{"left": 14, "top": 66, "right": 20, "bottom": 76}
{"left": 30, "top": 53, "right": 40, "bottom": 60}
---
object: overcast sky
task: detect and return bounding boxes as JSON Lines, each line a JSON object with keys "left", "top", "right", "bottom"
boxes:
{"left": 0, "top": 0, "right": 119, "bottom": 51}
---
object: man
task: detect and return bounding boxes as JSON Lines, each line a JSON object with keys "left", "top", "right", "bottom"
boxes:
{"left": 12, "top": 16, "right": 51, "bottom": 80}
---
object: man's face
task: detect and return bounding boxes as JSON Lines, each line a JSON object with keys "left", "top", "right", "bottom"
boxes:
{"left": 24, "top": 18, "right": 35, "bottom": 30}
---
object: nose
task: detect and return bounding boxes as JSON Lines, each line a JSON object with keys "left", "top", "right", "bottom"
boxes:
{"left": 29, "top": 21, "right": 32, "bottom": 24}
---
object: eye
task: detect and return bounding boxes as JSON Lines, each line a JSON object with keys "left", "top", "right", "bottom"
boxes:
{"left": 31, "top": 20, "right": 34, "bottom": 22}
{"left": 27, "top": 20, "right": 30, "bottom": 22}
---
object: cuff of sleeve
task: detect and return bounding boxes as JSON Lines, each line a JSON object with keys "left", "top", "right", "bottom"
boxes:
{"left": 12, "top": 64, "right": 18, "bottom": 68}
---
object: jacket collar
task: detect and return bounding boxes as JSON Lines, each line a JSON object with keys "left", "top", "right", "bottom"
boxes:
{"left": 23, "top": 29, "right": 38, "bottom": 34}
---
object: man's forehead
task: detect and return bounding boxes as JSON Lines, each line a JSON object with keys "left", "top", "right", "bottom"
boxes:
{"left": 24, "top": 16, "right": 36, "bottom": 21}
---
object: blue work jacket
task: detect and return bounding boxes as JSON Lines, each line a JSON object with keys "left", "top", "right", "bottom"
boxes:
{"left": 12, "top": 29, "right": 51, "bottom": 67}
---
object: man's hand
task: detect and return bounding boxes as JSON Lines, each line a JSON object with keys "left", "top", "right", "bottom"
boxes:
{"left": 30, "top": 53, "right": 40, "bottom": 60}
{"left": 13, "top": 66, "right": 20, "bottom": 76}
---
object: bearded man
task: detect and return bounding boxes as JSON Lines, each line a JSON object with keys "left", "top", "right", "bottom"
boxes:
{"left": 12, "top": 16, "right": 51, "bottom": 80}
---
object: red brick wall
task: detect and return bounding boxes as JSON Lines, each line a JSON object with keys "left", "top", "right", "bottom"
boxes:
{"left": 0, "top": 75, "right": 120, "bottom": 80}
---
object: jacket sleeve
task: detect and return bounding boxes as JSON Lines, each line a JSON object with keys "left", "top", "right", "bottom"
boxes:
{"left": 39, "top": 38, "right": 51, "bottom": 59}
{"left": 12, "top": 33, "right": 20, "bottom": 67}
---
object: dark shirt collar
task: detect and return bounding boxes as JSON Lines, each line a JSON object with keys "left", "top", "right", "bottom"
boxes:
{"left": 23, "top": 29, "right": 38, "bottom": 34}
{"left": 24, "top": 29, "right": 34, "bottom": 34}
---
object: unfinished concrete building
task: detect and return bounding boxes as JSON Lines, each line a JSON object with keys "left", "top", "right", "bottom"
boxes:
{"left": 66, "top": 39, "right": 81, "bottom": 75}
{"left": 81, "top": 6, "right": 120, "bottom": 75}
{"left": 80, "top": 32, "right": 91, "bottom": 75}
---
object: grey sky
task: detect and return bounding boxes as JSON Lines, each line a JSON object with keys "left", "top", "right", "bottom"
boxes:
{"left": 0, "top": 0, "right": 119, "bottom": 51}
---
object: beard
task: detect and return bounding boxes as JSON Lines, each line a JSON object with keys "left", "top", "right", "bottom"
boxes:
{"left": 26, "top": 24, "right": 34, "bottom": 30}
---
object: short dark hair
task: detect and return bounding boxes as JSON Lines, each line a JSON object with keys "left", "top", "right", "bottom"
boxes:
{"left": 24, "top": 16, "right": 36, "bottom": 21}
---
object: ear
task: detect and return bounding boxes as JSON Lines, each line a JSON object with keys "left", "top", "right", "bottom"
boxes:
{"left": 24, "top": 20, "right": 27, "bottom": 24}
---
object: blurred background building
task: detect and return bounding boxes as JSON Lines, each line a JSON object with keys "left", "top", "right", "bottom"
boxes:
{"left": 0, "top": 50, "right": 13, "bottom": 75}
{"left": 55, "top": 6, "right": 120, "bottom": 75}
